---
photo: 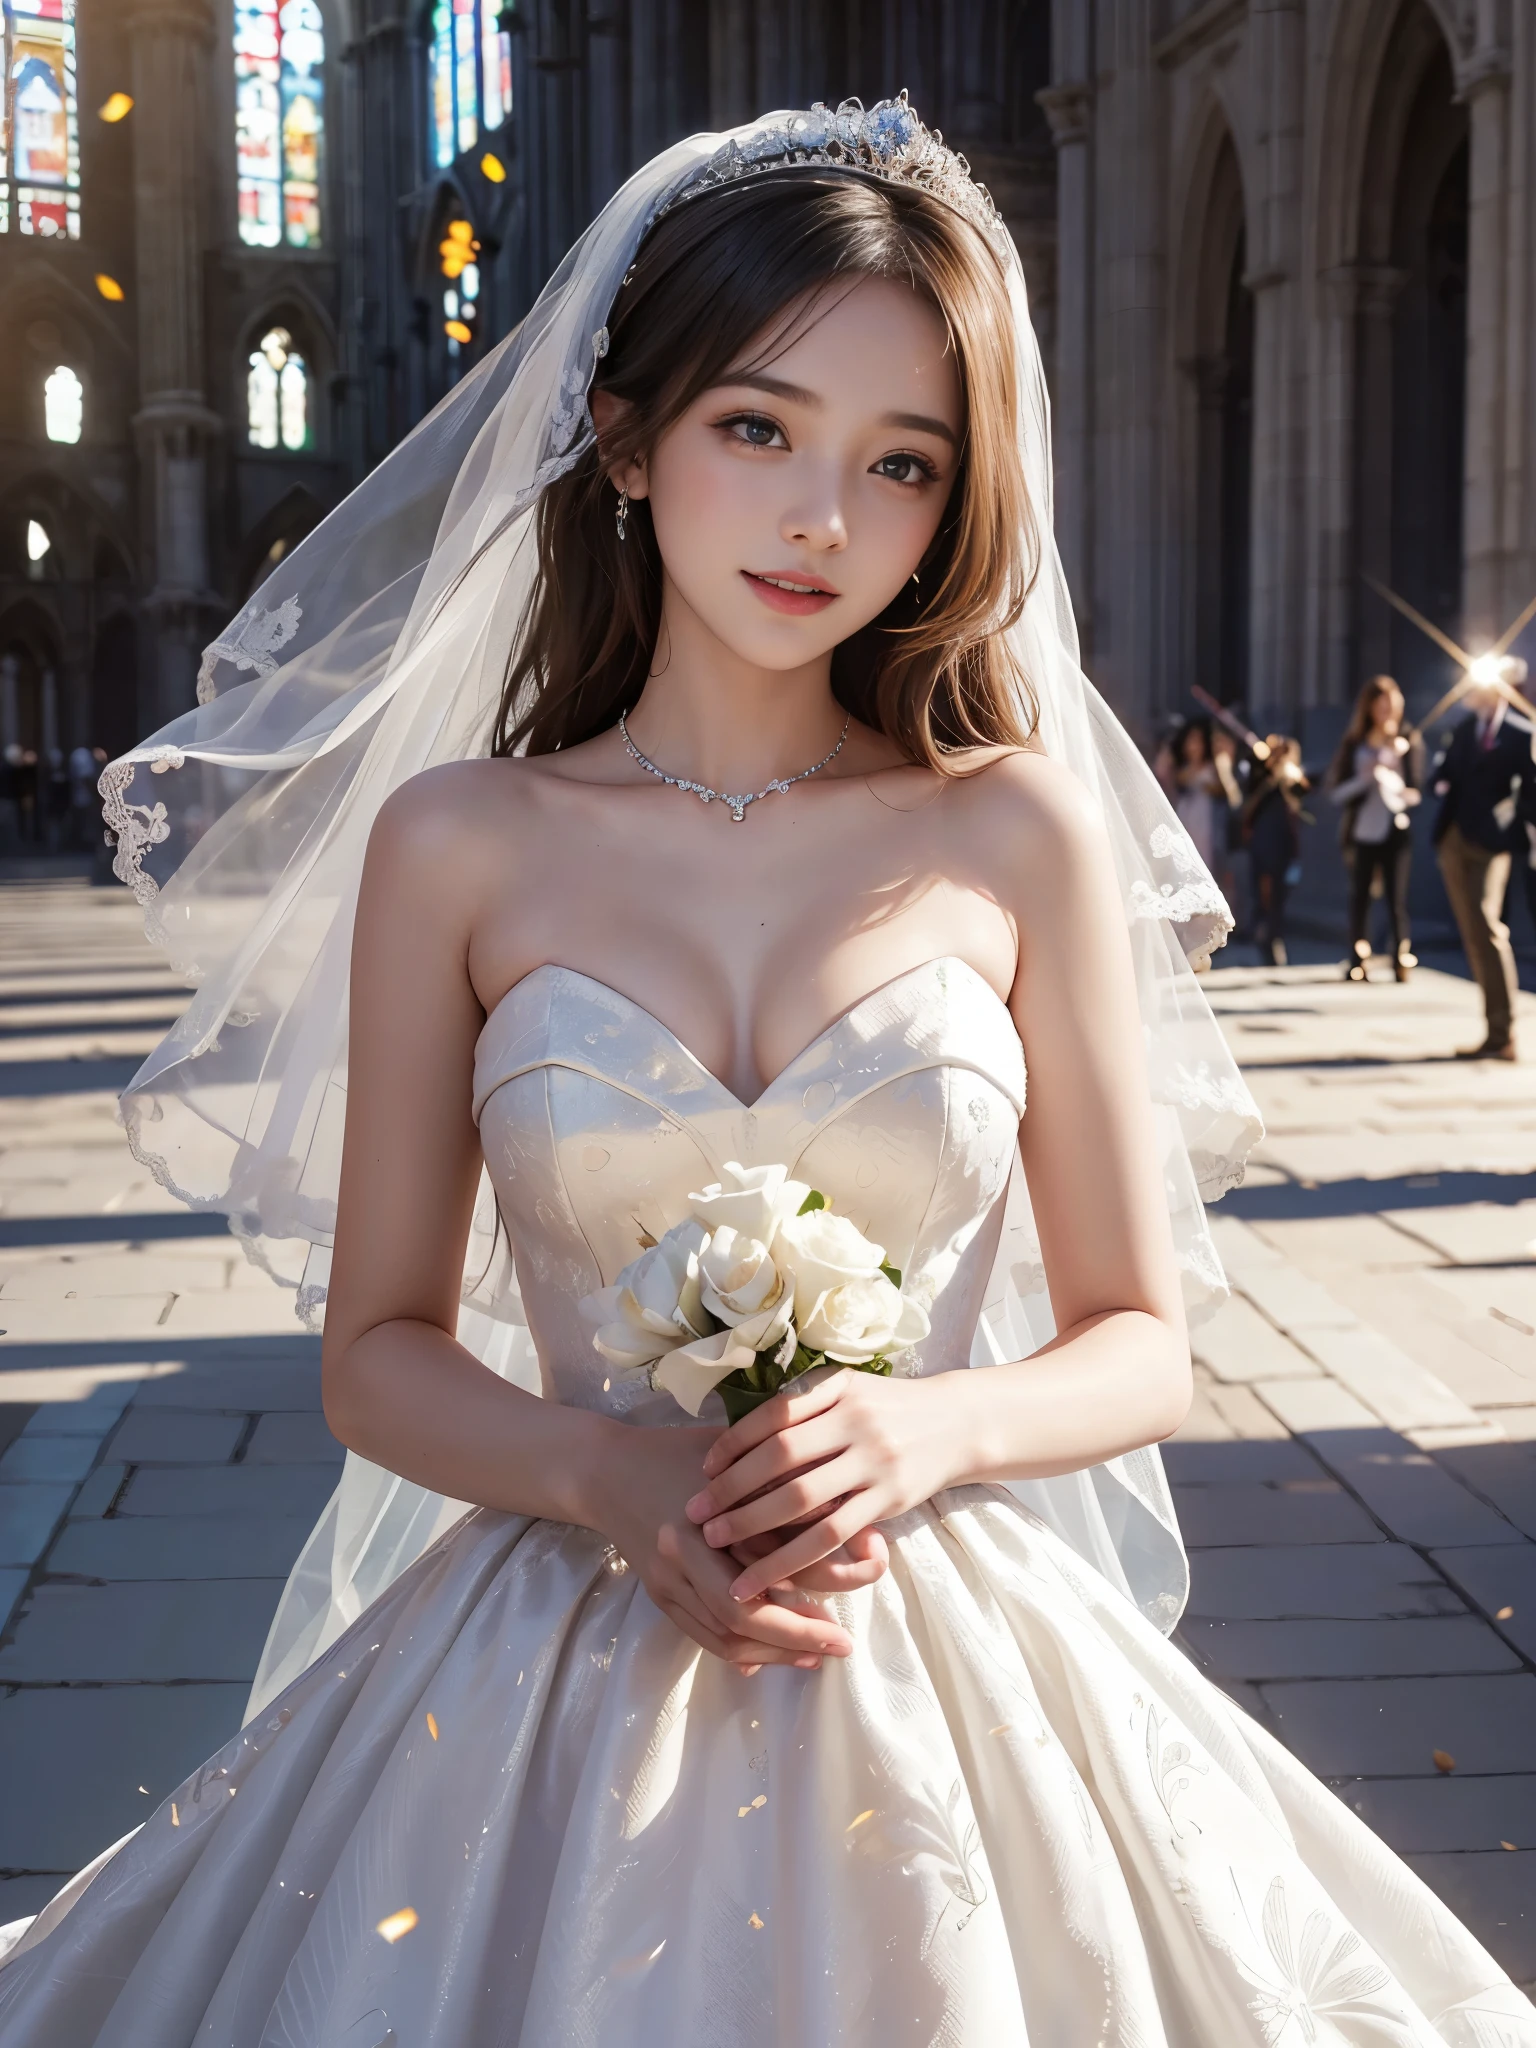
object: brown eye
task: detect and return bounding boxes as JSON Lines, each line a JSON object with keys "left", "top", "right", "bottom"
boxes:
{"left": 874, "top": 452, "right": 933, "bottom": 485}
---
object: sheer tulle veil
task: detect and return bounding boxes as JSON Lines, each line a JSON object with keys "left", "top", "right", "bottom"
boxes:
{"left": 97, "top": 98, "right": 1261, "bottom": 1718}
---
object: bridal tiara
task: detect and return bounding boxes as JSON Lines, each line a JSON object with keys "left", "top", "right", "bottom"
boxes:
{"left": 650, "top": 93, "right": 1010, "bottom": 257}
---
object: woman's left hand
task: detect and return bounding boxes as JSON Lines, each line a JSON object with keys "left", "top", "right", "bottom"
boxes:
{"left": 684, "top": 1369, "right": 962, "bottom": 1603}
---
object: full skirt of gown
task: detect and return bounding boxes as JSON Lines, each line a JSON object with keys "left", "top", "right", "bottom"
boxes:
{"left": 0, "top": 1485, "right": 1531, "bottom": 2047}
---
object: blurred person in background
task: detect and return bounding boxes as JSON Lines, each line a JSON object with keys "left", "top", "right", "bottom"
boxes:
{"left": 1432, "top": 664, "right": 1536, "bottom": 1060}
{"left": 1242, "top": 734, "right": 1309, "bottom": 966}
{"left": 1326, "top": 675, "right": 1423, "bottom": 983}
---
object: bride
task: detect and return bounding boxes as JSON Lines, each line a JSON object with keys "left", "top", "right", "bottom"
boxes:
{"left": 1, "top": 100, "right": 1530, "bottom": 2048}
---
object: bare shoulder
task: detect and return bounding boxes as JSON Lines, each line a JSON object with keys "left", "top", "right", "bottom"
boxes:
{"left": 941, "top": 747, "right": 1107, "bottom": 885}
{"left": 363, "top": 757, "right": 561, "bottom": 918}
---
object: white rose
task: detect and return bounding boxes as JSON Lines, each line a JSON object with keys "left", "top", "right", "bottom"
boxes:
{"left": 798, "top": 1273, "right": 931, "bottom": 1365}
{"left": 773, "top": 1207, "right": 889, "bottom": 1321}
{"left": 583, "top": 1219, "right": 710, "bottom": 1369}
{"left": 652, "top": 1328, "right": 759, "bottom": 1417}
{"left": 696, "top": 1225, "right": 795, "bottom": 1352}
{"left": 688, "top": 1161, "right": 810, "bottom": 1248}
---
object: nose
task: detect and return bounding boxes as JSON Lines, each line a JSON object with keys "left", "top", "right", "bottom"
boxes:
{"left": 780, "top": 462, "right": 848, "bottom": 554}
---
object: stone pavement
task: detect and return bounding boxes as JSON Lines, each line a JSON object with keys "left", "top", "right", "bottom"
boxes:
{"left": 1169, "top": 955, "right": 1536, "bottom": 1991}
{"left": 0, "top": 886, "right": 1530, "bottom": 1993}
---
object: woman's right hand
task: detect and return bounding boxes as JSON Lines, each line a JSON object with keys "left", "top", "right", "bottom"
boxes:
{"left": 588, "top": 1421, "right": 856, "bottom": 1674}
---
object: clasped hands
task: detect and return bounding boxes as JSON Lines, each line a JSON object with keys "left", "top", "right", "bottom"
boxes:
{"left": 606, "top": 1368, "right": 958, "bottom": 1678}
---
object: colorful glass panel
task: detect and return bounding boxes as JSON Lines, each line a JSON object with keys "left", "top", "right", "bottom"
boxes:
{"left": 430, "top": 0, "right": 510, "bottom": 170}
{"left": 0, "top": 0, "right": 81, "bottom": 239}
{"left": 236, "top": 0, "right": 323, "bottom": 249}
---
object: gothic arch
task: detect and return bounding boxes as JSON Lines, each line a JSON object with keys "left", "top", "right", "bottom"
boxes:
{"left": 236, "top": 292, "right": 335, "bottom": 456}
{"left": 1171, "top": 95, "right": 1253, "bottom": 705}
{"left": 0, "top": 268, "right": 133, "bottom": 445}
{"left": 239, "top": 483, "right": 325, "bottom": 599}
{"left": 1314, "top": 0, "right": 1458, "bottom": 276}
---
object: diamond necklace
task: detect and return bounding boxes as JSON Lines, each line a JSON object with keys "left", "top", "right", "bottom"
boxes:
{"left": 618, "top": 709, "right": 851, "bottom": 823}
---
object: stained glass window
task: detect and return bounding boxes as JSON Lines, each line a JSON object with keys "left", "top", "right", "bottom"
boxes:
{"left": 248, "top": 328, "right": 310, "bottom": 451}
{"left": 43, "top": 363, "right": 81, "bottom": 442}
{"left": 0, "top": 0, "right": 82, "bottom": 240}
{"left": 431, "top": 0, "right": 511, "bottom": 171}
{"left": 236, "top": 0, "right": 324, "bottom": 249}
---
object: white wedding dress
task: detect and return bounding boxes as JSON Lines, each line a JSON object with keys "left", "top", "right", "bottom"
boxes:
{"left": 0, "top": 957, "right": 1530, "bottom": 2046}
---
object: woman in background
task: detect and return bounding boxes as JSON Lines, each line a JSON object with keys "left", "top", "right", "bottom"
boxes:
{"left": 1327, "top": 675, "right": 1422, "bottom": 983}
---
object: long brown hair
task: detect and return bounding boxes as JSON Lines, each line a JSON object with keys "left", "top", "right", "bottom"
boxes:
{"left": 490, "top": 171, "right": 1040, "bottom": 768}
{"left": 1327, "top": 674, "right": 1404, "bottom": 788}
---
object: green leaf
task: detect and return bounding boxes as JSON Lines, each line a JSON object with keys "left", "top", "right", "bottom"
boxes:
{"left": 797, "top": 1189, "right": 826, "bottom": 1215}
{"left": 879, "top": 1262, "right": 902, "bottom": 1288}
{"left": 791, "top": 1344, "right": 826, "bottom": 1374}
{"left": 718, "top": 1378, "right": 783, "bottom": 1428}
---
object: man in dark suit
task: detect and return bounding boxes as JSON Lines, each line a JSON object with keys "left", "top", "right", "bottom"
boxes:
{"left": 1432, "top": 674, "right": 1536, "bottom": 1059}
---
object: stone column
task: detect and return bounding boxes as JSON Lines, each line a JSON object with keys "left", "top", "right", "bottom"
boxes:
{"left": 706, "top": 1, "right": 753, "bottom": 126}
{"left": 1244, "top": 0, "right": 1304, "bottom": 721}
{"left": 126, "top": 0, "right": 221, "bottom": 733}
{"left": 1459, "top": 35, "right": 1520, "bottom": 642}
{"left": 1038, "top": 75, "right": 1092, "bottom": 635}
{"left": 1090, "top": 0, "right": 1166, "bottom": 728}
{"left": 340, "top": 0, "right": 418, "bottom": 475}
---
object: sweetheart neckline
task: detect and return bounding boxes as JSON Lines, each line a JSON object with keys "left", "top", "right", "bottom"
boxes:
{"left": 476, "top": 954, "right": 1016, "bottom": 1115}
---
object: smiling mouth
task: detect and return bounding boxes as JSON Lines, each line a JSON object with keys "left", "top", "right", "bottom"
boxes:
{"left": 742, "top": 570, "right": 839, "bottom": 612}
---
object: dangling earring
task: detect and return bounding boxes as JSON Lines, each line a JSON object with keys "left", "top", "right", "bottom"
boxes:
{"left": 615, "top": 486, "right": 630, "bottom": 542}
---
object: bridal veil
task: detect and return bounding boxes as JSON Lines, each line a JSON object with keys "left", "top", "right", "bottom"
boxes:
{"left": 94, "top": 99, "right": 1262, "bottom": 1718}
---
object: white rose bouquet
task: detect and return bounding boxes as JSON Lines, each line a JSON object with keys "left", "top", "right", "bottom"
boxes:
{"left": 580, "top": 1162, "right": 930, "bottom": 1425}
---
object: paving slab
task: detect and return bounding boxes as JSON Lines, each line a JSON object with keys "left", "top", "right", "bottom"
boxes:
{"left": 68, "top": 1462, "right": 127, "bottom": 1517}
{"left": 1401, "top": 1852, "right": 1536, "bottom": 1986}
{"left": 1430, "top": 1545, "right": 1536, "bottom": 1660}
{"left": 1172, "top": 1479, "right": 1383, "bottom": 1547}
{"left": 47, "top": 1514, "right": 317, "bottom": 1582}
{"left": 1258, "top": 1674, "right": 1536, "bottom": 1778}
{"left": 0, "top": 1579, "right": 285, "bottom": 1683}
{"left": 0, "top": 1682, "right": 247, "bottom": 1872}
{"left": 1188, "top": 1293, "right": 1320, "bottom": 1383}
{"left": 0, "top": 1432, "right": 101, "bottom": 1484}
{"left": 1298, "top": 1325, "right": 1488, "bottom": 1434}
{"left": 242, "top": 1410, "right": 345, "bottom": 1465}
{"left": 1337, "top": 1774, "right": 1536, "bottom": 1854}
{"left": 1298, "top": 1428, "right": 1524, "bottom": 1548}
{"left": 1234, "top": 1266, "right": 1362, "bottom": 1332}
{"left": 1179, "top": 1615, "right": 1519, "bottom": 1680}
{"left": 0, "top": 1482, "right": 72, "bottom": 1565}
{"left": 1434, "top": 1439, "right": 1536, "bottom": 1540}
{"left": 16, "top": 1382, "right": 135, "bottom": 1436}
{"left": 1185, "top": 1543, "right": 1470, "bottom": 1620}
{"left": 106, "top": 1409, "right": 246, "bottom": 1465}
{"left": 115, "top": 1463, "right": 337, "bottom": 1521}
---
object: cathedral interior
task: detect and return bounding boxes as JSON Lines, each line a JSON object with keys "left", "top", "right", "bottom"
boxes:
{"left": 0, "top": 1, "right": 1530, "bottom": 780}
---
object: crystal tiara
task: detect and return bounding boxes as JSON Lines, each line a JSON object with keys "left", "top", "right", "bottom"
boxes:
{"left": 651, "top": 93, "right": 1010, "bottom": 258}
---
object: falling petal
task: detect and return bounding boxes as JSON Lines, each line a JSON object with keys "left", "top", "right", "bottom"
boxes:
{"left": 751, "top": 1794, "right": 766, "bottom": 1809}
{"left": 748, "top": 1912, "right": 764, "bottom": 1929}
{"left": 426, "top": 1713, "right": 439, "bottom": 1741}
{"left": 1502, "top": 1840, "right": 1518, "bottom": 1852}
{"left": 377, "top": 1908, "right": 419, "bottom": 1943}
{"left": 170, "top": 1803, "right": 179, "bottom": 1827}
{"left": 988, "top": 1724, "right": 1010, "bottom": 1737}
{"left": 845, "top": 1810, "right": 875, "bottom": 1833}
{"left": 138, "top": 1785, "right": 148, "bottom": 1794}
{"left": 1497, "top": 1606, "right": 1514, "bottom": 1620}
{"left": 1433, "top": 1749, "right": 1456, "bottom": 1774}
{"left": 738, "top": 1805, "right": 751, "bottom": 1818}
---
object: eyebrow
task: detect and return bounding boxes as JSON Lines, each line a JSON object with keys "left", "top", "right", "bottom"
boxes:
{"left": 711, "top": 371, "right": 958, "bottom": 448}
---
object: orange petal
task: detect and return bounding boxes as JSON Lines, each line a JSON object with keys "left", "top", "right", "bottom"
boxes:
{"left": 376, "top": 1907, "right": 418, "bottom": 1943}
{"left": 1432, "top": 1749, "right": 1456, "bottom": 1774}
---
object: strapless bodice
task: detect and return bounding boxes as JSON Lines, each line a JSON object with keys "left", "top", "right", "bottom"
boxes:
{"left": 472, "top": 957, "right": 1027, "bottom": 1427}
